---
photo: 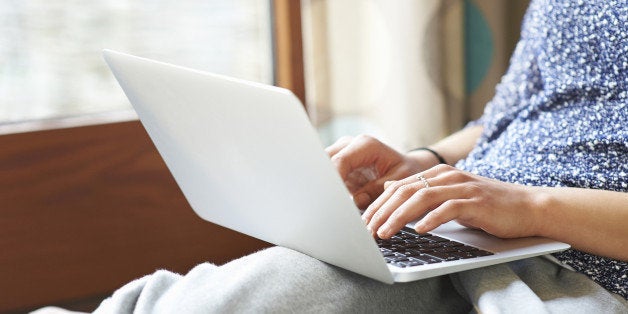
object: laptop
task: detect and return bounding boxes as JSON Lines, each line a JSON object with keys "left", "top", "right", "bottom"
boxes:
{"left": 103, "top": 49, "right": 569, "bottom": 284}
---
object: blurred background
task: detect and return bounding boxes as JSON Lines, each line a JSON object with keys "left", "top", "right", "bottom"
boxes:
{"left": 303, "top": 0, "right": 529, "bottom": 148}
{"left": 0, "top": 0, "right": 273, "bottom": 123}
{"left": 0, "top": 0, "right": 530, "bottom": 312}
{"left": 1, "top": 0, "right": 529, "bottom": 148}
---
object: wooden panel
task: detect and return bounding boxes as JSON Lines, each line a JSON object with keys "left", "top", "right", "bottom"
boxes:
{"left": 273, "top": 0, "right": 306, "bottom": 105}
{"left": 0, "top": 121, "right": 271, "bottom": 313}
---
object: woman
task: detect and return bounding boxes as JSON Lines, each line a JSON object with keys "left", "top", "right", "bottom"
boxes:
{"left": 95, "top": 0, "right": 627, "bottom": 312}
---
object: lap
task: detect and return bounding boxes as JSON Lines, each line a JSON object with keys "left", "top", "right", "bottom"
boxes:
{"left": 454, "top": 257, "right": 628, "bottom": 313}
{"left": 96, "top": 247, "right": 468, "bottom": 313}
{"left": 95, "top": 247, "right": 627, "bottom": 314}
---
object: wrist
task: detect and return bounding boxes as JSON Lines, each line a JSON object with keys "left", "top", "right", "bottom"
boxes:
{"left": 406, "top": 149, "right": 442, "bottom": 170}
{"left": 528, "top": 186, "right": 555, "bottom": 238}
{"left": 409, "top": 147, "right": 447, "bottom": 165}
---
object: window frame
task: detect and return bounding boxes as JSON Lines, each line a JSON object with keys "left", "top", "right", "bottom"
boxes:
{"left": 272, "top": 0, "right": 306, "bottom": 105}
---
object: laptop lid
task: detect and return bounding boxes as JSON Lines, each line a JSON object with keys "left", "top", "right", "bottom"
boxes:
{"left": 103, "top": 49, "right": 394, "bottom": 283}
{"left": 104, "top": 50, "right": 571, "bottom": 284}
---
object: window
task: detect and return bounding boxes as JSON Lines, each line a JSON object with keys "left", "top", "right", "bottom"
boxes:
{"left": 0, "top": 0, "right": 273, "bottom": 124}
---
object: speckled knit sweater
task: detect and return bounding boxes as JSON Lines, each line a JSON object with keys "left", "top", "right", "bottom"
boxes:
{"left": 457, "top": 0, "right": 627, "bottom": 299}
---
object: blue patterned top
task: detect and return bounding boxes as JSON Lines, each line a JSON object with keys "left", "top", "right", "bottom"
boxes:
{"left": 456, "top": 0, "right": 628, "bottom": 299}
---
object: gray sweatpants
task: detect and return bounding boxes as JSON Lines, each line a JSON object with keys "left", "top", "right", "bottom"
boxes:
{"left": 94, "top": 247, "right": 627, "bottom": 313}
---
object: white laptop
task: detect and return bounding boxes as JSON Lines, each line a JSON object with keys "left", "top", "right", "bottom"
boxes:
{"left": 103, "top": 49, "right": 569, "bottom": 284}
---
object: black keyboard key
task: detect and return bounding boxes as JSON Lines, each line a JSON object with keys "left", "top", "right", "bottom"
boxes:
{"left": 398, "top": 233, "right": 416, "bottom": 240}
{"left": 470, "top": 249, "right": 493, "bottom": 257}
{"left": 426, "top": 235, "right": 450, "bottom": 243}
{"left": 450, "top": 250, "right": 494, "bottom": 259}
{"left": 425, "top": 252, "right": 461, "bottom": 261}
{"left": 391, "top": 261, "right": 408, "bottom": 267}
{"left": 384, "top": 257, "right": 397, "bottom": 263}
{"left": 407, "top": 248, "right": 434, "bottom": 255}
{"left": 411, "top": 255, "right": 443, "bottom": 264}
{"left": 401, "top": 243, "right": 420, "bottom": 249}
{"left": 457, "top": 245, "right": 479, "bottom": 252}
{"left": 402, "top": 227, "right": 430, "bottom": 237}
{"left": 418, "top": 248, "right": 435, "bottom": 254}
{"left": 406, "top": 260, "right": 425, "bottom": 267}
{"left": 450, "top": 251, "right": 476, "bottom": 259}
{"left": 419, "top": 242, "right": 445, "bottom": 249}
{"left": 393, "top": 260, "right": 425, "bottom": 268}
{"left": 402, "top": 250, "right": 421, "bottom": 257}
{"left": 441, "top": 242, "right": 464, "bottom": 248}
{"left": 433, "top": 247, "right": 458, "bottom": 253}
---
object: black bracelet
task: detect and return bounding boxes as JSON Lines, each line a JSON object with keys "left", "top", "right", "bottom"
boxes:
{"left": 409, "top": 147, "right": 447, "bottom": 165}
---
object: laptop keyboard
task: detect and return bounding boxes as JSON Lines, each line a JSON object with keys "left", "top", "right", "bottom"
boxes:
{"left": 377, "top": 227, "right": 493, "bottom": 268}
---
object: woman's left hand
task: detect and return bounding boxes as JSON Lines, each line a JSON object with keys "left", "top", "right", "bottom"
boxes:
{"left": 363, "top": 164, "right": 544, "bottom": 239}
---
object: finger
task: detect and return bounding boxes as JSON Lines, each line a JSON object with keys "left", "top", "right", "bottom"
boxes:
{"left": 377, "top": 184, "right": 469, "bottom": 238}
{"left": 367, "top": 182, "right": 424, "bottom": 237}
{"left": 361, "top": 165, "right": 455, "bottom": 225}
{"left": 330, "top": 135, "right": 382, "bottom": 180}
{"left": 350, "top": 179, "right": 394, "bottom": 210}
{"left": 418, "top": 163, "right": 456, "bottom": 181}
{"left": 325, "top": 136, "right": 353, "bottom": 157}
{"left": 360, "top": 183, "right": 397, "bottom": 226}
{"left": 361, "top": 175, "right": 419, "bottom": 224}
{"left": 347, "top": 167, "right": 382, "bottom": 208}
{"left": 415, "top": 199, "right": 473, "bottom": 234}
{"left": 383, "top": 180, "right": 396, "bottom": 189}
{"left": 352, "top": 179, "right": 396, "bottom": 210}
{"left": 352, "top": 164, "right": 418, "bottom": 209}
{"left": 353, "top": 159, "right": 424, "bottom": 209}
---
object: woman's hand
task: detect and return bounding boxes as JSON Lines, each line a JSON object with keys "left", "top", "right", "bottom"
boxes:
{"left": 325, "top": 135, "right": 439, "bottom": 209}
{"left": 363, "top": 164, "right": 544, "bottom": 239}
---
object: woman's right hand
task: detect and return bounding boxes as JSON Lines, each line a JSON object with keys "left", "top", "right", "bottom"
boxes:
{"left": 325, "top": 135, "right": 440, "bottom": 209}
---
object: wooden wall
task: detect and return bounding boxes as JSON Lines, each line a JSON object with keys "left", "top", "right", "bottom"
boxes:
{"left": 0, "top": 120, "right": 270, "bottom": 313}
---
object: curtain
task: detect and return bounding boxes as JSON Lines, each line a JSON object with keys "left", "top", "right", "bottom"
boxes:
{"left": 301, "top": 0, "right": 529, "bottom": 149}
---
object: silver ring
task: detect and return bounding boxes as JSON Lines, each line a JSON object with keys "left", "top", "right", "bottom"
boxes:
{"left": 417, "top": 174, "right": 430, "bottom": 188}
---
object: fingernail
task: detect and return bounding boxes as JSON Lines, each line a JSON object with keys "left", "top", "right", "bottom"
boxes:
{"left": 377, "top": 224, "right": 391, "bottom": 238}
{"left": 354, "top": 193, "right": 371, "bottom": 208}
{"left": 415, "top": 221, "right": 428, "bottom": 233}
{"left": 366, "top": 225, "right": 375, "bottom": 236}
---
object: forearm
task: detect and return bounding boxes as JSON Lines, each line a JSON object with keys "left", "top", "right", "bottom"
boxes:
{"left": 407, "top": 125, "right": 483, "bottom": 166}
{"left": 533, "top": 186, "right": 628, "bottom": 261}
